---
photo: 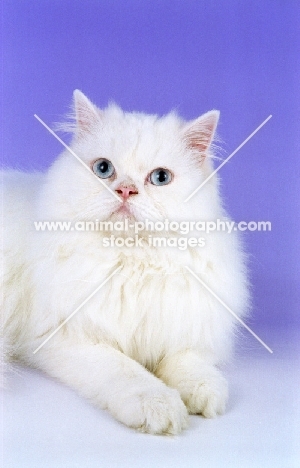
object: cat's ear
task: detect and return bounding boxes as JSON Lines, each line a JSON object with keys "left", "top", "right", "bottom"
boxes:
{"left": 183, "top": 110, "right": 219, "bottom": 162}
{"left": 73, "top": 90, "right": 100, "bottom": 135}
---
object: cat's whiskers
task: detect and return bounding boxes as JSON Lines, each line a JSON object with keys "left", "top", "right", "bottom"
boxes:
{"left": 129, "top": 199, "right": 163, "bottom": 221}
{"left": 70, "top": 197, "right": 120, "bottom": 222}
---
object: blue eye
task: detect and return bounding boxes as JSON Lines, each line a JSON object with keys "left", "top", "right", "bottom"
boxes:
{"left": 149, "top": 168, "right": 172, "bottom": 186}
{"left": 92, "top": 159, "right": 115, "bottom": 179}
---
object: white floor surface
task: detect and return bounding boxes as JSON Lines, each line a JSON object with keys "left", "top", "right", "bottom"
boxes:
{"left": 1, "top": 327, "right": 299, "bottom": 468}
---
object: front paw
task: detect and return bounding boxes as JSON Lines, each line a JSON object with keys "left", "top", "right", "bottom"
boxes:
{"left": 113, "top": 385, "right": 189, "bottom": 435}
{"left": 180, "top": 368, "right": 228, "bottom": 418}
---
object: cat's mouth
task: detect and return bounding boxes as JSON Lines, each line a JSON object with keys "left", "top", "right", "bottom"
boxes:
{"left": 115, "top": 203, "right": 131, "bottom": 215}
{"left": 111, "top": 203, "right": 137, "bottom": 220}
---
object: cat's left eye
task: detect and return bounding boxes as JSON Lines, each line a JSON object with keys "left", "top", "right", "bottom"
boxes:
{"left": 92, "top": 158, "right": 115, "bottom": 179}
{"left": 149, "top": 168, "right": 173, "bottom": 186}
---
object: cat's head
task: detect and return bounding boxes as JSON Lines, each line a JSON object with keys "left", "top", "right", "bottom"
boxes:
{"left": 46, "top": 90, "right": 222, "bottom": 224}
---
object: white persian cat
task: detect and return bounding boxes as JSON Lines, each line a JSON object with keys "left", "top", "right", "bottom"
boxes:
{"left": 1, "top": 91, "right": 248, "bottom": 434}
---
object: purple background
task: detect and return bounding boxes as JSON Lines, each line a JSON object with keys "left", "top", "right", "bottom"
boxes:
{"left": 3, "top": 1, "right": 299, "bottom": 327}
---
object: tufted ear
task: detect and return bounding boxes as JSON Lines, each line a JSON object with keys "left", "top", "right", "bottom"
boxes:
{"left": 73, "top": 90, "right": 100, "bottom": 135}
{"left": 183, "top": 110, "right": 219, "bottom": 162}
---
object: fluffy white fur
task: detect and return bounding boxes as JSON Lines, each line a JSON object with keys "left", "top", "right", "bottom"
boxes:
{"left": 1, "top": 91, "right": 248, "bottom": 434}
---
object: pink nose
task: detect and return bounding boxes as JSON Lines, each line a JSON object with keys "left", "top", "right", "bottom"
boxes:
{"left": 115, "top": 185, "right": 138, "bottom": 200}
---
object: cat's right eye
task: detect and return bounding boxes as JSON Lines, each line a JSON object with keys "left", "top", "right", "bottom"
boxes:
{"left": 92, "top": 158, "right": 115, "bottom": 179}
{"left": 149, "top": 168, "right": 173, "bottom": 186}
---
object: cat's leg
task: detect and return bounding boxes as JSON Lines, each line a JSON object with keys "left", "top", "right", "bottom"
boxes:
{"left": 155, "top": 350, "right": 228, "bottom": 418}
{"left": 30, "top": 343, "right": 188, "bottom": 434}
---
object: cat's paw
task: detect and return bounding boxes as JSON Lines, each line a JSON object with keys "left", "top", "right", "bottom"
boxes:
{"left": 181, "top": 369, "right": 228, "bottom": 418}
{"left": 114, "top": 386, "right": 189, "bottom": 435}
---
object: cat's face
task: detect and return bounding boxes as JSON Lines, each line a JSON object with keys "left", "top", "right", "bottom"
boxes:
{"left": 49, "top": 91, "right": 221, "bottom": 224}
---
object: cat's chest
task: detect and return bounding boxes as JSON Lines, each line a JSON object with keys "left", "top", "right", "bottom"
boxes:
{"left": 91, "top": 259, "right": 202, "bottom": 365}
{"left": 53, "top": 244, "right": 206, "bottom": 363}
